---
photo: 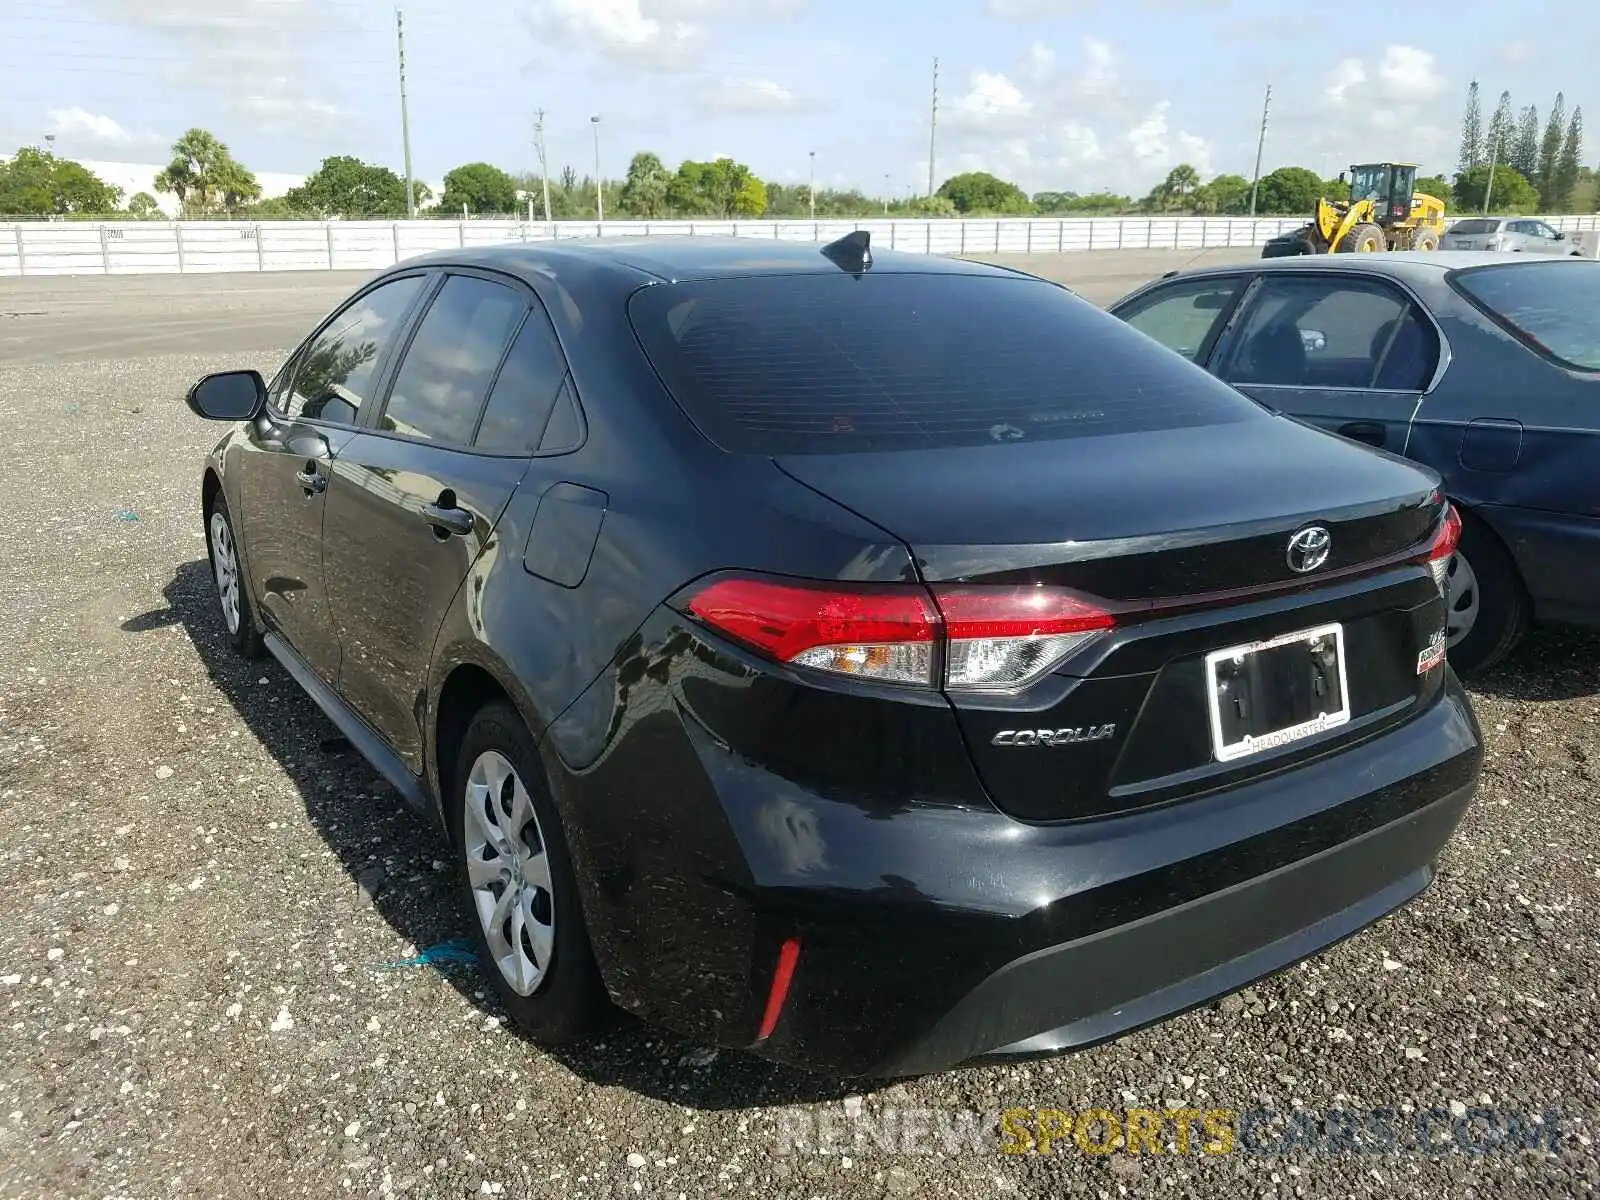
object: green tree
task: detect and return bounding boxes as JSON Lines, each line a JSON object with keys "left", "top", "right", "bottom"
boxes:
{"left": 1511, "top": 105, "right": 1541, "bottom": 179}
{"left": 936, "top": 170, "right": 1031, "bottom": 214}
{"left": 1453, "top": 164, "right": 1539, "bottom": 213}
{"left": 0, "top": 147, "right": 121, "bottom": 215}
{"left": 1487, "top": 90, "right": 1515, "bottom": 164}
{"left": 1414, "top": 174, "right": 1451, "bottom": 201}
{"left": 1253, "top": 166, "right": 1325, "bottom": 215}
{"left": 240, "top": 196, "right": 297, "bottom": 218}
{"left": 1458, "top": 80, "right": 1484, "bottom": 176}
{"left": 153, "top": 128, "right": 259, "bottom": 215}
{"left": 1550, "top": 107, "right": 1584, "bottom": 211}
{"left": 1193, "top": 173, "right": 1250, "bottom": 214}
{"left": 438, "top": 162, "right": 518, "bottom": 215}
{"left": 732, "top": 173, "right": 766, "bottom": 217}
{"left": 287, "top": 155, "right": 409, "bottom": 218}
{"left": 1537, "top": 93, "right": 1566, "bottom": 190}
{"left": 619, "top": 151, "right": 672, "bottom": 217}
{"left": 126, "top": 191, "right": 160, "bottom": 218}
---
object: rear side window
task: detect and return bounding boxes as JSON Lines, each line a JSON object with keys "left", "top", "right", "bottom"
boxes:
{"left": 628, "top": 273, "right": 1262, "bottom": 455}
{"left": 1220, "top": 275, "right": 1437, "bottom": 391}
{"left": 381, "top": 275, "right": 526, "bottom": 445}
{"left": 1452, "top": 262, "right": 1600, "bottom": 370}
{"left": 1448, "top": 219, "right": 1500, "bottom": 236}
{"left": 474, "top": 306, "right": 570, "bottom": 454}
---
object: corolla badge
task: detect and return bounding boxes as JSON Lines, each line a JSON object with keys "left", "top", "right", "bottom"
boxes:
{"left": 991, "top": 725, "right": 1117, "bottom": 748}
{"left": 1286, "top": 525, "right": 1332, "bottom": 574}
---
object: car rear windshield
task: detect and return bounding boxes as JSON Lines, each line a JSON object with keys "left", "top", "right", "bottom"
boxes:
{"left": 1451, "top": 261, "right": 1600, "bottom": 370}
{"left": 627, "top": 272, "right": 1263, "bottom": 454}
{"left": 1447, "top": 219, "right": 1500, "bottom": 235}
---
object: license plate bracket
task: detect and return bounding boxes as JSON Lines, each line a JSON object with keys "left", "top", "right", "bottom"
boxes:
{"left": 1204, "top": 622, "right": 1351, "bottom": 763}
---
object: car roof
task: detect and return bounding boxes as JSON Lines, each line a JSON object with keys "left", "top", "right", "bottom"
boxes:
{"left": 1154, "top": 251, "right": 1595, "bottom": 286}
{"left": 393, "top": 235, "right": 1029, "bottom": 286}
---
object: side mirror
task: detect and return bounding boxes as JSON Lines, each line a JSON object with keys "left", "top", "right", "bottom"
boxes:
{"left": 1555, "top": 231, "right": 1567, "bottom": 240}
{"left": 186, "top": 370, "right": 266, "bottom": 421}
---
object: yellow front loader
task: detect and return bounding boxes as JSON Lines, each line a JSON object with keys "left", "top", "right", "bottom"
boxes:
{"left": 1275, "top": 163, "right": 1448, "bottom": 255}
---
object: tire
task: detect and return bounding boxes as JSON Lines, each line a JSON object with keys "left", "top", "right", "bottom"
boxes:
{"left": 205, "top": 491, "right": 264, "bottom": 659}
{"left": 1443, "top": 510, "right": 1531, "bottom": 676}
{"left": 1411, "top": 228, "right": 1440, "bottom": 251}
{"left": 1337, "top": 222, "right": 1387, "bottom": 253}
{"left": 449, "top": 701, "right": 607, "bottom": 1044}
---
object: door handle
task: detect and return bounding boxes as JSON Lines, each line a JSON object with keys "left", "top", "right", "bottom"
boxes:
{"left": 295, "top": 462, "right": 327, "bottom": 494}
{"left": 422, "top": 503, "right": 474, "bottom": 538}
{"left": 1337, "top": 421, "right": 1386, "bottom": 447}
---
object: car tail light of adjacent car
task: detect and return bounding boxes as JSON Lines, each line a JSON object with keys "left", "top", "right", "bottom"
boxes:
{"left": 1419, "top": 502, "right": 1462, "bottom": 597}
{"left": 683, "top": 575, "right": 1115, "bottom": 692}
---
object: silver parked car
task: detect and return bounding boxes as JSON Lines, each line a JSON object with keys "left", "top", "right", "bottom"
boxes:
{"left": 1441, "top": 216, "right": 1579, "bottom": 254}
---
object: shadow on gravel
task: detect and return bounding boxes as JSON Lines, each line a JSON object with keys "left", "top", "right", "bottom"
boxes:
{"left": 124, "top": 559, "right": 861, "bottom": 1111}
{"left": 1466, "top": 623, "right": 1600, "bottom": 703}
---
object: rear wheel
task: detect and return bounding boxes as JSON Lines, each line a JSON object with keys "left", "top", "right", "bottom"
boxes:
{"left": 1444, "top": 511, "right": 1530, "bottom": 675}
{"left": 1337, "top": 222, "right": 1387, "bottom": 253}
{"left": 450, "top": 701, "right": 607, "bottom": 1043}
{"left": 1411, "top": 227, "right": 1440, "bottom": 251}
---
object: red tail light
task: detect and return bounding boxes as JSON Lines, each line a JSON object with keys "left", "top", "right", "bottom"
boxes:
{"left": 1420, "top": 503, "right": 1462, "bottom": 595}
{"left": 683, "top": 575, "right": 1114, "bottom": 692}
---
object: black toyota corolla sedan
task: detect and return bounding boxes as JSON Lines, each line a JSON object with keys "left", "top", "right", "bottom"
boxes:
{"left": 185, "top": 235, "right": 1482, "bottom": 1077}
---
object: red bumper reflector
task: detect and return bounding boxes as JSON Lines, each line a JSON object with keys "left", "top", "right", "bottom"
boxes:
{"left": 756, "top": 937, "right": 802, "bottom": 1041}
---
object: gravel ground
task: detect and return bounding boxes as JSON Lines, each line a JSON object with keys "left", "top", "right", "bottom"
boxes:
{"left": 0, "top": 269, "right": 1597, "bottom": 1199}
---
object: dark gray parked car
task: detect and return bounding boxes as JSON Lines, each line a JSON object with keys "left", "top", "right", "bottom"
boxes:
{"left": 1110, "top": 252, "right": 1600, "bottom": 673}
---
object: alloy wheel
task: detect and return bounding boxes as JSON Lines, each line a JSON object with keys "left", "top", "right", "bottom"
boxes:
{"left": 209, "top": 511, "right": 242, "bottom": 636}
{"left": 463, "top": 750, "right": 555, "bottom": 996}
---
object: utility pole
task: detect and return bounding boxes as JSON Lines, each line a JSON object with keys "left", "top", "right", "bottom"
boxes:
{"left": 927, "top": 57, "right": 939, "bottom": 199}
{"left": 808, "top": 150, "right": 816, "bottom": 219}
{"left": 883, "top": 173, "right": 890, "bottom": 215}
{"left": 534, "top": 110, "right": 552, "bottom": 222}
{"left": 1483, "top": 129, "right": 1500, "bottom": 214}
{"left": 1247, "top": 82, "right": 1271, "bottom": 219}
{"left": 396, "top": 9, "right": 416, "bottom": 219}
{"left": 590, "top": 115, "right": 603, "bottom": 222}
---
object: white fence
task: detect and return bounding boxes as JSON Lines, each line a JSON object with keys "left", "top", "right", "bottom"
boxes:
{"left": 4, "top": 214, "right": 1600, "bottom": 277}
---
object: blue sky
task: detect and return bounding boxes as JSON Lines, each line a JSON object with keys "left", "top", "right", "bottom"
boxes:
{"left": 1, "top": 0, "right": 1593, "bottom": 198}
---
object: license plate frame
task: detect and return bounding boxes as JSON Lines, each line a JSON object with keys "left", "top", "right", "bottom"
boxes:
{"left": 1204, "top": 622, "right": 1351, "bottom": 763}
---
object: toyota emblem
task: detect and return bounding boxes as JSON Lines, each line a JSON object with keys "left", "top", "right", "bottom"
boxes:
{"left": 1286, "top": 525, "right": 1332, "bottom": 573}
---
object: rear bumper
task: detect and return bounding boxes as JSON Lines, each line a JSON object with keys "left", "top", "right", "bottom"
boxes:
{"left": 881, "top": 774, "right": 1468, "bottom": 1076}
{"left": 553, "top": 663, "right": 1481, "bottom": 1078}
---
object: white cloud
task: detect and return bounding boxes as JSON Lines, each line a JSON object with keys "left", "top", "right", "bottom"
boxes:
{"left": 1313, "top": 44, "right": 1451, "bottom": 172}
{"left": 1127, "top": 102, "right": 1170, "bottom": 159}
{"left": 1375, "top": 45, "right": 1444, "bottom": 104}
{"left": 1326, "top": 58, "right": 1366, "bottom": 106}
{"left": 81, "top": 0, "right": 360, "bottom": 139}
{"left": 44, "top": 108, "right": 165, "bottom": 153}
{"left": 530, "top": 0, "right": 805, "bottom": 72}
{"left": 955, "top": 70, "right": 1034, "bottom": 120}
{"left": 695, "top": 77, "right": 803, "bottom": 114}
{"left": 933, "top": 39, "right": 1216, "bottom": 197}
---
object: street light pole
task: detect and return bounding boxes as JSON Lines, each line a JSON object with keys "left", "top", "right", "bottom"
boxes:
{"left": 883, "top": 173, "right": 890, "bottom": 215}
{"left": 808, "top": 150, "right": 816, "bottom": 219}
{"left": 590, "top": 116, "right": 603, "bottom": 223}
